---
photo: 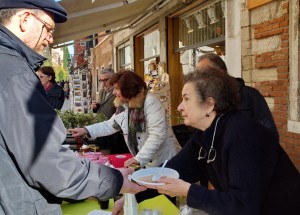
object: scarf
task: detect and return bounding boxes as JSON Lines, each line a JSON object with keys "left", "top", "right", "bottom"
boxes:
{"left": 113, "top": 90, "right": 147, "bottom": 155}
{"left": 44, "top": 82, "right": 54, "bottom": 93}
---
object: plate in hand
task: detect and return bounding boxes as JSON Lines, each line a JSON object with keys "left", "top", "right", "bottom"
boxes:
{"left": 131, "top": 167, "right": 179, "bottom": 186}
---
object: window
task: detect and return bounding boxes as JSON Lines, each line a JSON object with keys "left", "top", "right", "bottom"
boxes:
{"left": 134, "top": 25, "right": 160, "bottom": 77}
{"left": 117, "top": 41, "right": 131, "bottom": 70}
{"left": 176, "top": 0, "right": 225, "bottom": 73}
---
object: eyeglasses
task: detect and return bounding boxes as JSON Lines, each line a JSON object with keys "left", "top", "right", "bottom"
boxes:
{"left": 99, "top": 78, "right": 109, "bottom": 83}
{"left": 38, "top": 75, "right": 49, "bottom": 79}
{"left": 31, "top": 13, "right": 55, "bottom": 37}
{"left": 197, "top": 114, "right": 223, "bottom": 164}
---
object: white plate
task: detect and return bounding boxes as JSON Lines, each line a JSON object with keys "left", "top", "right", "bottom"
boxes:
{"left": 87, "top": 210, "right": 111, "bottom": 215}
{"left": 115, "top": 155, "right": 126, "bottom": 158}
{"left": 131, "top": 167, "right": 179, "bottom": 186}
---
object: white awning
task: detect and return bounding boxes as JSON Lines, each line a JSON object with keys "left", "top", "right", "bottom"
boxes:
{"left": 53, "top": 0, "right": 161, "bottom": 46}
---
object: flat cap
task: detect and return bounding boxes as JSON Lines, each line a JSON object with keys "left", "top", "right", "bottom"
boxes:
{"left": 0, "top": 0, "right": 67, "bottom": 23}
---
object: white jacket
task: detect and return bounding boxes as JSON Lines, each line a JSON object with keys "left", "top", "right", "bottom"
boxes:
{"left": 87, "top": 93, "right": 181, "bottom": 167}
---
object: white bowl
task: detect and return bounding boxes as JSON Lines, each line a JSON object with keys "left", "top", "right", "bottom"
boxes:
{"left": 131, "top": 167, "right": 179, "bottom": 186}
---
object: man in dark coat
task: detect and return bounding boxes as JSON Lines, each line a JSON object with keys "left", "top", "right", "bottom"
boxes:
{"left": 0, "top": 0, "right": 144, "bottom": 214}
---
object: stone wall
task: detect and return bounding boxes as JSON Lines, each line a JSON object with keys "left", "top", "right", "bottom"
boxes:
{"left": 241, "top": 0, "right": 300, "bottom": 171}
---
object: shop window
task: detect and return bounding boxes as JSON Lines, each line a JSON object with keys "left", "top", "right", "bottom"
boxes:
{"left": 167, "top": 0, "right": 226, "bottom": 125}
{"left": 117, "top": 41, "right": 131, "bottom": 70}
{"left": 174, "top": 0, "right": 225, "bottom": 73}
{"left": 176, "top": 0, "right": 225, "bottom": 50}
{"left": 134, "top": 25, "right": 160, "bottom": 78}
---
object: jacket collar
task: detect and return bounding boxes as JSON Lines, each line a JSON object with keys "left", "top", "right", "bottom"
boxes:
{"left": 0, "top": 24, "right": 46, "bottom": 71}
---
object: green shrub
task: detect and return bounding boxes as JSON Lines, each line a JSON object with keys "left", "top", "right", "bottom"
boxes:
{"left": 56, "top": 110, "right": 107, "bottom": 128}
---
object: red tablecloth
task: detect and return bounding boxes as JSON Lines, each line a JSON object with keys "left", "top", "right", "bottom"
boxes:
{"left": 78, "top": 152, "right": 132, "bottom": 168}
{"left": 106, "top": 153, "right": 133, "bottom": 168}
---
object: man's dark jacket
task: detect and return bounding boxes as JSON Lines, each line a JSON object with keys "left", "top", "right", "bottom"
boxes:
{"left": 236, "top": 78, "right": 279, "bottom": 140}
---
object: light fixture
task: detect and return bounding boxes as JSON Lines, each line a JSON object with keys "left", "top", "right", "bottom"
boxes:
{"left": 194, "top": 11, "right": 206, "bottom": 29}
{"left": 184, "top": 17, "right": 194, "bottom": 33}
{"left": 207, "top": 5, "right": 219, "bottom": 24}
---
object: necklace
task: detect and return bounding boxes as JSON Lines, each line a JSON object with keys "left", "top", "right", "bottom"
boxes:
{"left": 198, "top": 114, "right": 224, "bottom": 163}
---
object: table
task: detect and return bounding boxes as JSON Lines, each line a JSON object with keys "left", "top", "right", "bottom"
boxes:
{"left": 62, "top": 195, "right": 179, "bottom": 215}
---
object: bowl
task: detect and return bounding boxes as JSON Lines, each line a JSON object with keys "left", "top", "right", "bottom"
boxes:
{"left": 131, "top": 167, "right": 179, "bottom": 186}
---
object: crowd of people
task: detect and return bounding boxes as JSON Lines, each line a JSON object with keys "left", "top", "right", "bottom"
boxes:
{"left": 0, "top": 0, "right": 299, "bottom": 215}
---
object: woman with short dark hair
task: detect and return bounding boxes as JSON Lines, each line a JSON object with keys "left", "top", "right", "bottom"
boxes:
{"left": 37, "top": 66, "right": 65, "bottom": 110}
{"left": 144, "top": 67, "right": 300, "bottom": 215}
{"left": 70, "top": 70, "right": 181, "bottom": 168}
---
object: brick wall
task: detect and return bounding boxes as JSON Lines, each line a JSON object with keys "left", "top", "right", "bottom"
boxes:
{"left": 243, "top": 1, "right": 300, "bottom": 171}
{"left": 94, "top": 35, "right": 113, "bottom": 69}
{"left": 90, "top": 35, "right": 113, "bottom": 100}
{"left": 74, "top": 39, "right": 86, "bottom": 66}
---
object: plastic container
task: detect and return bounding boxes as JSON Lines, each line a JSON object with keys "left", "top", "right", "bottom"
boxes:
{"left": 124, "top": 193, "right": 138, "bottom": 215}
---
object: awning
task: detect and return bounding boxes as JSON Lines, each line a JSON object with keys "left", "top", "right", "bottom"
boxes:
{"left": 53, "top": 0, "right": 161, "bottom": 46}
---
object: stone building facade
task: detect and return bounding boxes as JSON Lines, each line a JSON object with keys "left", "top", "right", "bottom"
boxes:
{"left": 89, "top": 0, "right": 300, "bottom": 170}
{"left": 240, "top": 0, "right": 300, "bottom": 170}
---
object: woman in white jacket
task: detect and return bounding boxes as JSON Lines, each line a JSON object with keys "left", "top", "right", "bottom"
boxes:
{"left": 70, "top": 70, "right": 181, "bottom": 168}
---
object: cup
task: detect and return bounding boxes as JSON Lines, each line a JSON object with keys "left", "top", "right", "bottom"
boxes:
{"left": 143, "top": 209, "right": 153, "bottom": 215}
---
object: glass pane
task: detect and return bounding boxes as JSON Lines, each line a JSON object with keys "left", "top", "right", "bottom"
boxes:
{"left": 118, "top": 43, "right": 131, "bottom": 69}
{"left": 144, "top": 30, "right": 160, "bottom": 59}
{"left": 178, "top": 0, "right": 225, "bottom": 49}
{"left": 124, "top": 46, "right": 131, "bottom": 65}
{"left": 180, "top": 49, "right": 194, "bottom": 75}
{"left": 180, "top": 44, "right": 225, "bottom": 74}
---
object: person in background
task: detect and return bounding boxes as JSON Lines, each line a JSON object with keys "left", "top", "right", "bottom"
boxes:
{"left": 37, "top": 66, "right": 65, "bottom": 110}
{"left": 197, "top": 53, "right": 279, "bottom": 141}
{"left": 63, "top": 80, "right": 69, "bottom": 99}
{"left": 92, "top": 67, "right": 116, "bottom": 118}
{"left": 0, "top": 1, "right": 145, "bottom": 214}
{"left": 92, "top": 67, "right": 129, "bottom": 154}
{"left": 145, "top": 68, "right": 300, "bottom": 215}
{"left": 70, "top": 70, "right": 181, "bottom": 168}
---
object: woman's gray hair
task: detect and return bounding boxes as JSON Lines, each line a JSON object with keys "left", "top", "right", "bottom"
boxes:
{"left": 184, "top": 67, "right": 240, "bottom": 114}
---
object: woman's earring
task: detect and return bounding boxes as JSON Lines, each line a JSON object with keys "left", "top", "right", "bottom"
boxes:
{"left": 206, "top": 113, "right": 210, "bottom": 117}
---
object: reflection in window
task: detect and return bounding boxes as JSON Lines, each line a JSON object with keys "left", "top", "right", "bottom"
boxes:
{"left": 178, "top": 0, "right": 225, "bottom": 49}
{"left": 117, "top": 41, "right": 131, "bottom": 70}
{"left": 180, "top": 45, "right": 225, "bottom": 75}
{"left": 144, "top": 30, "right": 160, "bottom": 59}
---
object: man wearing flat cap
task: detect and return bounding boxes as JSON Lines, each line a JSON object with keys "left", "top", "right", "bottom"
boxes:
{"left": 0, "top": 0, "right": 145, "bottom": 214}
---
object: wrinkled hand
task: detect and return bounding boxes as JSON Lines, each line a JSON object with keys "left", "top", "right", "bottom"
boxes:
{"left": 145, "top": 177, "right": 191, "bottom": 197}
{"left": 124, "top": 158, "right": 139, "bottom": 168}
{"left": 68, "top": 128, "right": 86, "bottom": 138}
{"left": 112, "top": 197, "right": 124, "bottom": 215}
{"left": 118, "top": 168, "right": 146, "bottom": 194}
